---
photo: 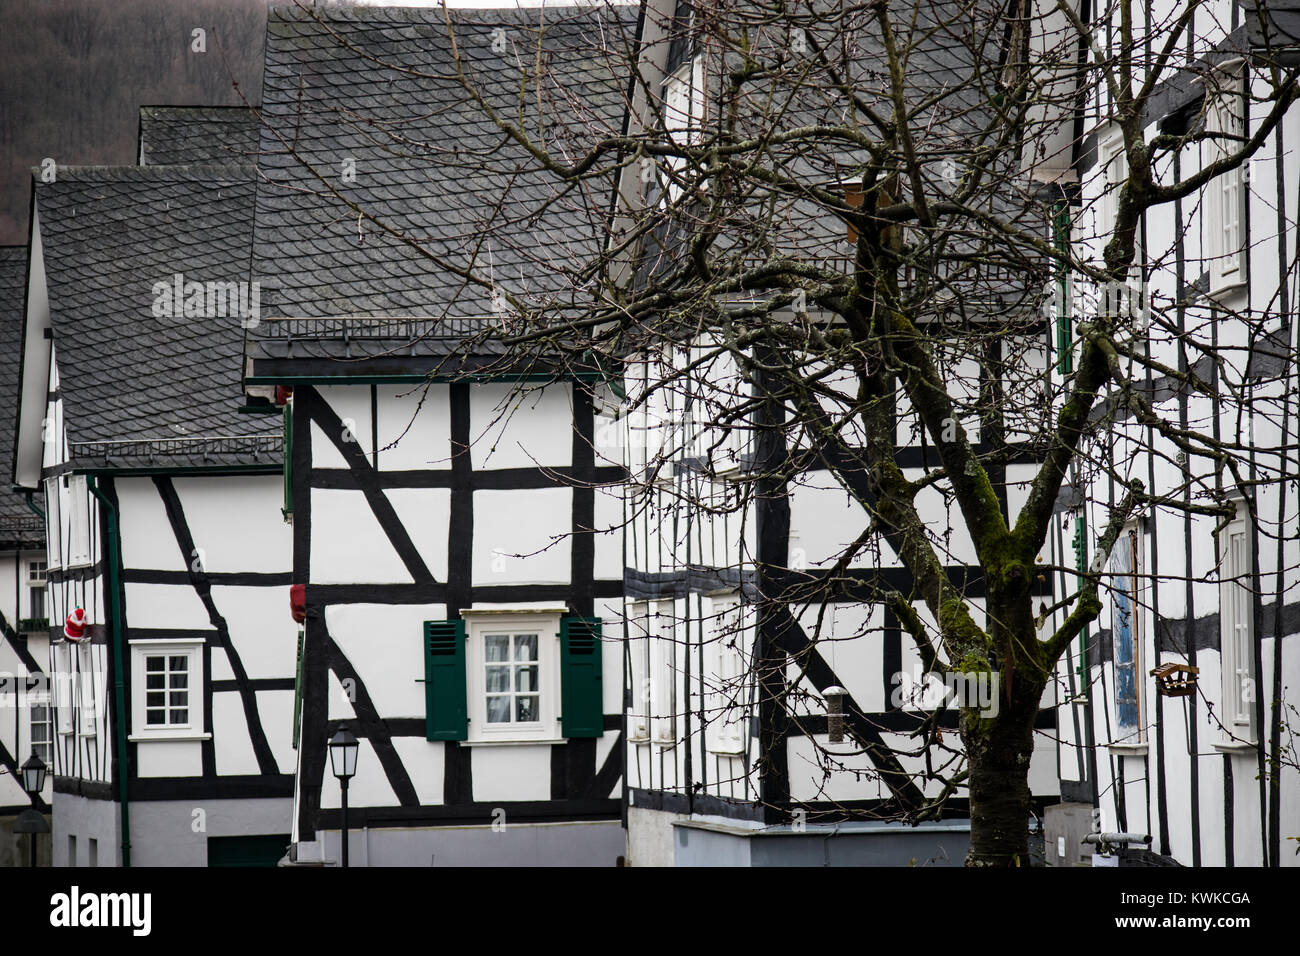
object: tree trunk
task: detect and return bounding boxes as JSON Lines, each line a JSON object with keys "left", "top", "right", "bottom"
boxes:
{"left": 963, "top": 680, "right": 1041, "bottom": 866}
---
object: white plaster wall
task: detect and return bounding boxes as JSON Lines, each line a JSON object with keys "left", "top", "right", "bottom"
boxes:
{"left": 469, "top": 383, "right": 574, "bottom": 470}
{"left": 471, "top": 487, "right": 572, "bottom": 585}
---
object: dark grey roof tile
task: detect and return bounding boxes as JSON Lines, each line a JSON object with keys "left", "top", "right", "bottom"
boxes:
{"left": 251, "top": 4, "right": 634, "bottom": 323}
{"left": 0, "top": 245, "right": 44, "bottom": 542}
{"left": 139, "top": 106, "right": 261, "bottom": 167}
{"left": 34, "top": 166, "right": 278, "bottom": 470}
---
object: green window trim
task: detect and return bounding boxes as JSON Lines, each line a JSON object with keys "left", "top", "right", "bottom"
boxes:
{"left": 421, "top": 616, "right": 605, "bottom": 741}
{"left": 560, "top": 616, "right": 604, "bottom": 739}
{"left": 281, "top": 402, "right": 293, "bottom": 521}
{"left": 424, "top": 620, "right": 468, "bottom": 741}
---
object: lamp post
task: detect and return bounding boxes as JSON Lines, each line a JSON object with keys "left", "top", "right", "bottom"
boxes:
{"left": 328, "top": 725, "right": 359, "bottom": 867}
{"left": 17, "top": 753, "right": 49, "bottom": 868}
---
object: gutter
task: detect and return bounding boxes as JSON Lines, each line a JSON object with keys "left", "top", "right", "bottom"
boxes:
{"left": 20, "top": 488, "right": 44, "bottom": 520}
{"left": 86, "top": 476, "right": 131, "bottom": 867}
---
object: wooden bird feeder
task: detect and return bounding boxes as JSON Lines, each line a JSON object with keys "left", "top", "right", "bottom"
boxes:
{"left": 1150, "top": 662, "right": 1199, "bottom": 698}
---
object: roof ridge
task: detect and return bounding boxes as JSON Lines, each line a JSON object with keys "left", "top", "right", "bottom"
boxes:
{"left": 140, "top": 105, "right": 258, "bottom": 118}
{"left": 268, "top": 4, "right": 613, "bottom": 25}
{"left": 33, "top": 164, "right": 256, "bottom": 182}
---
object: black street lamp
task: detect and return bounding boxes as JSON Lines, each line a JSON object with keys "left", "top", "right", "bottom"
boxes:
{"left": 20, "top": 753, "right": 47, "bottom": 795}
{"left": 16, "top": 753, "right": 49, "bottom": 868}
{"left": 328, "top": 725, "right": 359, "bottom": 868}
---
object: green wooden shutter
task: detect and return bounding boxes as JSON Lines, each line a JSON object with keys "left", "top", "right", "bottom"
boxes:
{"left": 424, "top": 620, "right": 468, "bottom": 741}
{"left": 560, "top": 617, "right": 604, "bottom": 738}
{"left": 281, "top": 402, "right": 293, "bottom": 521}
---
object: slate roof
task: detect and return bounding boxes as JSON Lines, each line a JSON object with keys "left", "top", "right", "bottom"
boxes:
{"left": 0, "top": 246, "right": 44, "bottom": 546}
{"left": 34, "top": 166, "right": 280, "bottom": 471}
{"left": 139, "top": 106, "right": 261, "bottom": 167}
{"left": 249, "top": 5, "right": 632, "bottom": 332}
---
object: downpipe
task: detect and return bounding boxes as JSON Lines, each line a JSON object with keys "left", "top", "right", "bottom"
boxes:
{"left": 87, "top": 475, "right": 131, "bottom": 868}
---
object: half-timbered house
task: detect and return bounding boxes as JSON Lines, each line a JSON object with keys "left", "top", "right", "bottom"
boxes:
{"left": 10, "top": 109, "right": 300, "bottom": 867}
{"left": 611, "top": 0, "right": 1062, "bottom": 865}
{"left": 244, "top": 6, "right": 629, "bottom": 866}
{"left": 1, "top": 244, "right": 51, "bottom": 865}
{"left": 1046, "top": 0, "right": 1300, "bottom": 868}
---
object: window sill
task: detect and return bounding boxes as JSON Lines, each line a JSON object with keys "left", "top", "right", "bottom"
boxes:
{"left": 1106, "top": 741, "right": 1148, "bottom": 755}
{"left": 128, "top": 732, "right": 212, "bottom": 743}
{"left": 461, "top": 737, "right": 567, "bottom": 747}
{"left": 1206, "top": 278, "right": 1247, "bottom": 304}
{"left": 1212, "top": 740, "right": 1257, "bottom": 754}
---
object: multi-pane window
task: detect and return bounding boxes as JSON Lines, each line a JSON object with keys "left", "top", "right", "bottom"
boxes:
{"left": 428, "top": 610, "right": 603, "bottom": 744}
{"left": 30, "top": 700, "right": 53, "bottom": 764}
{"left": 28, "top": 560, "right": 46, "bottom": 621}
{"left": 650, "top": 603, "right": 678, "bottom": 744}
{"left": 145, "top": 654, "right": 191, "bottom": 727}
{"left": 663, "top": 59, "right": 705, "bottom": 141}
{"left": 627, "top": 602, "right": 653, "bottom": 742}
{"left": 78, "top": 645, "right": 96, "bottom": 736}
{"left": 53, "top": 643, "right": 73, "bottom": 735}
{"left": 1108, "top": 526, "right": 1143, "bottom": 741}
{"left": 1098, "top": 128, "right": 1127, "bottom": 240}
{"left": 130, "top": 641, "right": 204, "bottom": 739}
{"left": 1205, "top": 62, "right": 1247, "bottom": 292}
{"left": 705, "top": 595, "right": 747, "bottom": 754}
{"left": 484, "top": 632, "right": 540, "bottom": 725}
{"left": 660, "top": 58, "right": 706, "bottom": 203}
{"left": 1219, "top": 503, "right": 1256, "bottom": 744}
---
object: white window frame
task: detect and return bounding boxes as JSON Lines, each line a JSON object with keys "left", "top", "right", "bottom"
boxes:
{"left": 704, "top": 593, "right": 748, "bottom": 755}
{"left": 27, "top": 559, "right": 47, "bottom": 622}
{"left": 29, "top": 693, "right": 53, "bottom": 765}
{"left": 44, "top": 476, "right": 62, "bottom": 568}
{"left": 1107, "top": 523, "right": 1145, "bottom": 747}
{"left": 1098, "top": 126, "right": 1127, "bottom": 241}
{"left": 650, "top": 601, "right": 679, "bottom": 746}
{"left": 1204, "top": 59, "right": 1248, "bottom": 297}
{"left": 1217, "top": 501, "right": 1257, "bottom": 746}
{"left": 661, "top": 56, "right": 706, "bottom": 203}
{"left": 627, "top": 601, "right": 653, "bottom": 743}
{"left": 128, "top": 639, "right": 207, "bottom": 742}
{"left": 66, "top": 474, "right": 92, "bottom": 568}
{"left": 696, "top": 344, "right": 750, "bottom": 481}
{"left": 462, "top": 608, "right": 564, "bottom": 745}
{"left": 52, "top": 642, "right": 74, "bottom": 736}
{"left": 77, "top": 644, "right": 98, "bottom": 736}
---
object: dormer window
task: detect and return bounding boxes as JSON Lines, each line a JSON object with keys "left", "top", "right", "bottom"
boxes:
{"left": 660, "top": 57, "right": 706, "bottom": 203}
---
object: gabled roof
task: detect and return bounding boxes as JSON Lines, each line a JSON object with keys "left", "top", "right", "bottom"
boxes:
{"left": 0, "top": 246, "right": 44, "bottom": 546}
{"left": 34, "top": 166, "right": 280, "bottom": 471}
{"left": 139, "top": 106, "right": 260, "bottom": 167}
{"left": 250, "top": 4, "right": 632, "bottom": 326}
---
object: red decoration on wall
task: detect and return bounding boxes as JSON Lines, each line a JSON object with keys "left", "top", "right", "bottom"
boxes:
{"left": 290, "top": 583, "right": 306, "bottom": 623}
{"left": 64, "top": 608, "right": 87, "bottom": 642}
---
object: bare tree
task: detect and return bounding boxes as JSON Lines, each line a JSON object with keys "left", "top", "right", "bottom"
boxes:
{"left": 257, "top": 0, "right": 1300, "bottom": 865}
